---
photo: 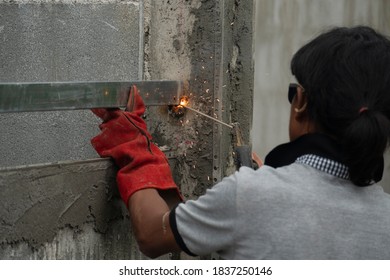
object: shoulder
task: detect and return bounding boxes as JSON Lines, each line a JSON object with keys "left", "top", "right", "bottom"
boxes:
{"left": 233, "top": 163, "right": 310, "bottom": 193}
{"left": 232, "top": 163, "right": 343, "bottom": 211}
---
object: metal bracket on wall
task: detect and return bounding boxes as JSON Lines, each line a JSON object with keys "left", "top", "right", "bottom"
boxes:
{"left": 212, "top": 0, "right": 226, "bottom": 186}
{"left": 0, "top": 80, "right": 182, "bottom": 113}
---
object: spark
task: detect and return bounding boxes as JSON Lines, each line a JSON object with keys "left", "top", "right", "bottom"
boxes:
{"left": 180, "top": 97, "right": 189, "bottom": 107}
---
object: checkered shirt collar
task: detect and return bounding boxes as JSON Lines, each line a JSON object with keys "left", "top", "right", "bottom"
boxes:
{"left": 264, "top": 133, "right": 383, "bottom": 183}
{"left": 295, "top": 154, "right": 350, "bottom": 180}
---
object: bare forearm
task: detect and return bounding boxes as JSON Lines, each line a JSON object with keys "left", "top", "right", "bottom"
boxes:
{"left": 128, "top": 188, "right": 181, "bottom": 258}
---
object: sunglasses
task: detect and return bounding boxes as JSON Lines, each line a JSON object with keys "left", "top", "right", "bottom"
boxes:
{"left": 288, "top": 83, "right": 305, "bottom": 104}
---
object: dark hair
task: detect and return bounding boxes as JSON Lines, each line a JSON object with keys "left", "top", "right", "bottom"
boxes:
{"left": 291, "top": 26, "right": 390, "bottom": 186}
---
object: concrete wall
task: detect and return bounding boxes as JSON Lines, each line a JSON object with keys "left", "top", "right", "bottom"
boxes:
{"left": 0, "top": 159, "right": 139, "bottom": 259}
{"left": 252, "top": 0, "right": 390, "bottom": 193}
{"left": 0, "top": 1, "right": 141, "bottom": 166}
{"left": 0, "top": 0, "right": 254, "bottom": 259}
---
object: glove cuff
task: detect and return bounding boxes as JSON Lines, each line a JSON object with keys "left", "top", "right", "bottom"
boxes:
{"left": 117, "top": 164, "right": 183, "bottom": 205}
{"left": 114, "top": 142, "right": 183, "bottom": 204}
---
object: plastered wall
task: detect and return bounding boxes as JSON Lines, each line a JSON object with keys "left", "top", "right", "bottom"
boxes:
{"left": 252, "top": 0, "right": 390, "bottom": 193}
{"left": 0, "top": 0, "right": 254, "bottom": 259}
{"left": 0, "top": 1, "right": 141, "bottom": 167}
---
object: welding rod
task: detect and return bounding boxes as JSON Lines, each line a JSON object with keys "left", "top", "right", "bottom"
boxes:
{"left": 183, "top": 105, "right": 233, "bottom": 129}
{"left": 183, "top": 105, "right": 255, "bottom": 169}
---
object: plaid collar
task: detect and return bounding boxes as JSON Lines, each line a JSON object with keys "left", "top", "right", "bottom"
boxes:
{"left": 264, "top": 133, "right": 383, "bottom": 182}
{"left": 295, "top": 154, "right": 349, "bottom": 180}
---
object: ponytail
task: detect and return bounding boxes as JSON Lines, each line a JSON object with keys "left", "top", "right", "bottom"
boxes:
{"left": 342, "top": 110, "right": 390, "bottom": 186}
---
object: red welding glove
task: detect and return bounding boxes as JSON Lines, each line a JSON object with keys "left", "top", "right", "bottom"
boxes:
{"left": 91, "top": 85, "right": 182, "bottom": 205}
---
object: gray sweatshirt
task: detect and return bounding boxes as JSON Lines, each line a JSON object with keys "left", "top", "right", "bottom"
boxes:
{"left": 170, "top": 162, "right": 390, "bottom": 259}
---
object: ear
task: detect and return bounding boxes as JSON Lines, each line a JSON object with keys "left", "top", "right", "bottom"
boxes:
{"left": 293, "top": 87, "right": 308, "bottom": 119}
{"left": 289, "top": 87, "right": 317, "bottom": 140}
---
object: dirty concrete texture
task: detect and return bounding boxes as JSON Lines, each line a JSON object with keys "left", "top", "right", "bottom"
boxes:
{"left": 0, "top": 159, "right": 135, "bottom": 259}
{"left": 144, "top": 0, "right": 254, "bottom": 199}
{"left": 0, "top": 0, "right": 255, "bottom": 259}
{"left": 0, "top": 1, "right": 140, "bottom": 167}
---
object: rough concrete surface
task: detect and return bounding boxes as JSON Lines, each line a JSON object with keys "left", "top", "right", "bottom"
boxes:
{"left": 0, "top": 1, "right": 140, "bottom": 167}
{"left": 144, "top": 0, "right": 254, "bottom": 199}
{"left": 0, "top": 159, "right": 139, "bottom": 259}
{"left": 0, "top": 0, "right": 255, "bottom": 259}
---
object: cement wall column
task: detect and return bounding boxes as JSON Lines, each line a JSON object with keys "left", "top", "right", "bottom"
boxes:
{"left": 143, "top": 0, "right": 255, "bottom": 200}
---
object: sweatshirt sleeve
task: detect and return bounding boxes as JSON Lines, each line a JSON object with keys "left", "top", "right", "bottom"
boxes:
{"left": 169, "top": 173, "right": 238, "bottom": 257}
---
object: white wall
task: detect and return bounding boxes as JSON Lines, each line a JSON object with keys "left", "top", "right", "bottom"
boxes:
{"left": 253, "top": 0, "right": 390, "bottom": 192}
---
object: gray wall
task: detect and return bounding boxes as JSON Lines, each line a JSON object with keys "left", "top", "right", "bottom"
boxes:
{"left": 0, "top": 0, "right": 254, "bottom": 259}
{"left": 0, "top": 1, "right": 141, "bottom": 167}
{"left": 252, "top": 0, "right": 390, "bottom": 193}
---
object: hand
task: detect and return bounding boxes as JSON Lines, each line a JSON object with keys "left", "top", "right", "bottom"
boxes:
{"left": 91, "top": 85, "right": 182, "bottom": 205}
{"left": 252, "top": 152, "right": 263, "bottom": 169}
{"left": 91, "top": 85, "right": 149, "bottom": 158}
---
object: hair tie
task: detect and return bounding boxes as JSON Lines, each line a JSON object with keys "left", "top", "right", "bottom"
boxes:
{"left": 359, "top": 107, "right": 368, "bottom": 114}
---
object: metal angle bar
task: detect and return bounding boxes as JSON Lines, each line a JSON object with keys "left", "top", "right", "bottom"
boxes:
{"left": 0, "top": 80, "right": 182, "bottom": 113}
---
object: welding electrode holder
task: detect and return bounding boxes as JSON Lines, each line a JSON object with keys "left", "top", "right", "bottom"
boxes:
{"left": 232, "top": 122, "right": 254, "bottom": 170}
{"left": 235, "top": 145, "right": 254, "bottom": 169}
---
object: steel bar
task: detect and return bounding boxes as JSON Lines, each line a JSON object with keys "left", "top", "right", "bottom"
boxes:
{"left": 0, "top": 80, "right": 182, "bottom": 113}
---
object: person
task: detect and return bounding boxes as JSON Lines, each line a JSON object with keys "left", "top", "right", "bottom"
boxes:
{"left": 91, "top": 26, "right": 390, "bottom": 259}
